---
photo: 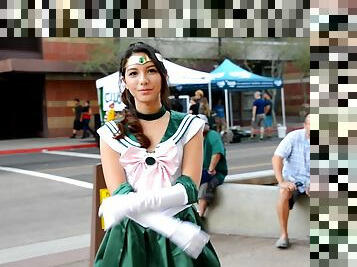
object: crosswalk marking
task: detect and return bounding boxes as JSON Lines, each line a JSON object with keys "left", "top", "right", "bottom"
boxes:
{"left": 0, "top": 166, "right": 93, "bottom": 189}
{"left": 42, "top": 150, "right": 101, "bottom": 159}
{"left": 0, "top": 234, "right": 90, "bottom": 264}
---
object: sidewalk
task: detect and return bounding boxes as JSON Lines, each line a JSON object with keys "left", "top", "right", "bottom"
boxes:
{"left": 238, "top": 115, "right": 304, "bottom": 134}
{"left": 0, "top": 137, "right": 97, "bottom": 155}
{"left": 2, "top": 234, "right": 309, "bottom": 267}
{"left": 0, "top": 117, "right": 303, "bottom": 155}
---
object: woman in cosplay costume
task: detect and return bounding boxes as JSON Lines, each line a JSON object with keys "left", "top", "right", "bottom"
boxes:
{"left": 95, "top": 42, "right": 220, "bottom": 266}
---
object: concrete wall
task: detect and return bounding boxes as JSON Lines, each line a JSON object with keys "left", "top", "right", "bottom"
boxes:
{"left": 119, "top": 38, "right": 304, "bottom": 61}
{"left": 205, "top": 173, "right": 309, "bottom": 240}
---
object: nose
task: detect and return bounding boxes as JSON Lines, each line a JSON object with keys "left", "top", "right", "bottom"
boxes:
{"left": 138, "top": 72, "right": 148, "bottom": 85}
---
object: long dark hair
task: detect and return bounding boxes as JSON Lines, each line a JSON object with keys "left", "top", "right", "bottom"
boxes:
{"left": 115, "top": 42, "right": 170, "bottom": 148}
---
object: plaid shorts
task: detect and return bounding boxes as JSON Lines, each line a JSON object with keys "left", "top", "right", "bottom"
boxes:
{"left": 198, "top": 176, "right": 220, "bottom": 204}
{"left": 289, "top": 190, "right": 306, "bottom": 210}
{"left": 251, "top": 114, "right": 265, "bottom": 128}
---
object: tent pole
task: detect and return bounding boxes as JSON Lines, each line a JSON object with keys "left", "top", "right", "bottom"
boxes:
{"left": 229, "top": 91, "right": 233, "bottom": 127}
{"left": 208, "top": 80, "right": 212, "bottom": 110}
{"left": 224, "top": 89, "right": 229, "bottom": 129}
{"left": 281, "top": 87, "right": 286, "bottom": 127}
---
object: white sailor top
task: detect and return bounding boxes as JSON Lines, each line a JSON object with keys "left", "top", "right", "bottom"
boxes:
{"left": 97, "top": 111, "right": 205, "bottom": 195}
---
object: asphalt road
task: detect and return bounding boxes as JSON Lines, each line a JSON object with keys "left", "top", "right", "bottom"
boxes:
{"left": 0, "top": 138, "right": 282, "bottom": 265}
{"left": 0, "top": 137, "right": 280, "bottom": 179}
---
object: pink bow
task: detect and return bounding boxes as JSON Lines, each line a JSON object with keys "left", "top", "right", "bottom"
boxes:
{"left": 120, "top": 143, "right": 179, "bottom": 192}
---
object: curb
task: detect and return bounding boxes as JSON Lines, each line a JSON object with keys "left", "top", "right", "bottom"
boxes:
{"left": 287, "top": 126, "right": 303, "bottom": 132}
{"left": 0, "top": 126, "right": 301, "bottom": 156}
{"left": 0, "top": 143, "right": 97, "bottom": 155}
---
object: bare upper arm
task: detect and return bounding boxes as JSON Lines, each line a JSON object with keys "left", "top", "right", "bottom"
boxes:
{"left": 252, "top": 106, "right": 257, "bottom": 115}
{"left": 272, "top": 155, "right": 284, "bottom": 182}
{"left": 272, "top": 154, "right": 284, "bottom": 165}
{"left": 100, "top": 138, "right": 127, "bottom": 195}
{"left": 181, "top": 129, "right": 204, "bottom": 188}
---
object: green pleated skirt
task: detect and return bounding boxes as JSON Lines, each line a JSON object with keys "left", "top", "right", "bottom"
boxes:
{"left": 94, "top": 206, "right": 221, "bottom": 267}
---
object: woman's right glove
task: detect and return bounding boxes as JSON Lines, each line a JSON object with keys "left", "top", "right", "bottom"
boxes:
{"left": 99, "top": 175, "right": 198, "bottom": 230}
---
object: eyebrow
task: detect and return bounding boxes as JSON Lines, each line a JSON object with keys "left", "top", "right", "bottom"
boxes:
{"left": 126, "top": 63, "right": 156, "bottom": 71}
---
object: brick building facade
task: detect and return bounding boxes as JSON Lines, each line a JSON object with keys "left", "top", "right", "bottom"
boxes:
{"left": 0, "top": 38, "right": 101, "bottom": 139}
{"left": 0, "top": 38, "right": 309, "bottom": 139}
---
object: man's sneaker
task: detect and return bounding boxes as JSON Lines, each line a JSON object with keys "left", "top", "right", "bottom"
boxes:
{"left": 275, "top": 237, "right": 289, "bottom": 249}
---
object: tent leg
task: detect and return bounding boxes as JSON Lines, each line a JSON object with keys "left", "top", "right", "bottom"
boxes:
{"left": 208, "top": 81, "right": 212, "bottom": 110}
{"left": 224, "top": 89, "right": 229, "bottom": 129}
{"left": 281, "top": 87, "right": 286, "bottom": 127}
{"left": 229, "top": 91, "right": 233, "bottom": 127}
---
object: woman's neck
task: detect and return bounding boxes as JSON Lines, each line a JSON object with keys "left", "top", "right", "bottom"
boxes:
{"left": 135, "top": 101, "right": 162, "bottom": 114}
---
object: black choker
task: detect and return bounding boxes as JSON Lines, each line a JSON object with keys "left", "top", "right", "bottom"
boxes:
{"left": 136, "top": 106, "right": 166, "bottom": 121}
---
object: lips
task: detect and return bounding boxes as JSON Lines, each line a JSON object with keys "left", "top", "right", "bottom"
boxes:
{"left": 139, "top": 89, "right": 153, "bottom": 94}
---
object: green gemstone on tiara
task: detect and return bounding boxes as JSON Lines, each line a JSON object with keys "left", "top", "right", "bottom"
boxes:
{"left": 139, "top": 56, "right": 145, "bottom": 64}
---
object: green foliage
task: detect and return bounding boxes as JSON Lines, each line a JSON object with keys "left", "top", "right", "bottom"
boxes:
{"left": 79, "top": 39, "right": 121, "bottom": 75}
{"left": 290, "top": 39, "right": 310, "bottom": 76}
{"left": 220, "top": 38, "right": 253, "bottom": 60}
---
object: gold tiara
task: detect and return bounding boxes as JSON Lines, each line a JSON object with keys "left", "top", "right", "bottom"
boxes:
{"left": 125, "top": 53, "right": 163, "bottom": 68}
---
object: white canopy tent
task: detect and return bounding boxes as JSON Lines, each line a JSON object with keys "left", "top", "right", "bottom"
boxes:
{"left": 163, "top": 60, "right": 213, "bottom": 108}
{"left": 164, "top": 60, "right": 211, "bottom": 86}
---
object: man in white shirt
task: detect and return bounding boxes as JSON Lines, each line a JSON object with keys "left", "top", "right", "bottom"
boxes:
{"left": 272, "top": 114, "right": 310, "bottom": 248}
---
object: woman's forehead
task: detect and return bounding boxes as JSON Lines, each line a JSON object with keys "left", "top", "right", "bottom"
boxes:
{"left": 125, "top": 63, "right": 156, "bottom": 73}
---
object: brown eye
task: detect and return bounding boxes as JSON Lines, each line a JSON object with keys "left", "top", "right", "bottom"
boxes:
{"left": 128, "top": 71, "right": 137, "bottom": 77}
{"left": 148, "top": 68, "right": 157, "bottom": 73}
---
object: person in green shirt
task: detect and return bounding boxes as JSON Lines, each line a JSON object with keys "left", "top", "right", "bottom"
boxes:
{"left": 197, "top": 114, "right": 228, "bottom": 218}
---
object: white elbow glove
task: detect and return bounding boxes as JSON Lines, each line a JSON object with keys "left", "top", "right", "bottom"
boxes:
{"left": 131, "top": 212, "right": 209, "bottom": 259}
{"left": 170, "top": 220, "right": 210, "bottom": 258}
{"left": 99, "top": 183, "right": 188, "bottom": 230}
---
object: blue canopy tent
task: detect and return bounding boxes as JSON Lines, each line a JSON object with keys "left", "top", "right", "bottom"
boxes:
{"left": 210, "top": 59, "right": 284, "bottom": 129}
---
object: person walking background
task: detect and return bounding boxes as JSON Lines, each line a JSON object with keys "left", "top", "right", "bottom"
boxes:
{"left": 199, "top": 97, "right": 214, "bottom": 129}
{"left": 199, "top": 97, "right": 211, "bottom": 117}
{"left": 170, "top": 89, "right": 184, "bottom": 112}
{"left": 213, "top": 99, "right": 226, "bottom": 133}
{"left": 81, "top": 100, "right": 96, "bottom": 138}
{"left": 189, "top": 96, "right": 199, "bottom": 115}
{"left": 70, "top": 98, "right": 82, "bottom": 138}
{"left": 195, "top": 89, "right": 204, "bottom": 104}
{"left": 250, "top": 91, "right": 266, "bottom": 140}
{"left": 263, "top": 91, "right": 273, "bottom": 138}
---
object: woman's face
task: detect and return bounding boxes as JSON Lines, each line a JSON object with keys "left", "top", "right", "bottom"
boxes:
{"left": 123, "top": 52, "right": 162, "bottom": 106}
